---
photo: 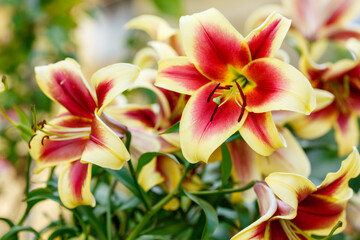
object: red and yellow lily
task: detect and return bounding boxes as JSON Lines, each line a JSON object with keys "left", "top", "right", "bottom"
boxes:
{"left": 290, "top": 53, "right": 360, "bottom": 156}
{"left": 232, "top": 147, "right": 360, "bottom": 240}
{"left": 246, "top": 0, "right": 360, "bottom": 42}
{"left": 29, "top": 58, "right": 140, "bottom": 208}
{"left": 156, "top": 8, "right": 315, "bottom": 163}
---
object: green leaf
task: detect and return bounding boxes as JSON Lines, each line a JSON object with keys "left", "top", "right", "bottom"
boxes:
{"left": 48, "top": 226, "right": 79, "bottom": 240}
{"left": 76, "top": 206, "right": 107, "bottom": 240}
{"left": 220, "top": 143, "right": 232, "bottom": 186}
{"left": 151, "top": 0, "right": 184, "bottom": 18}
{"left": 0, "top": 217, "right": 14, "bottom": 227}
{"left": 12, "top": 105, "right": 34, "bottom": 142}
{"left": 160, "top": 121, "right": 179, "bottom": 134}
{"left": 184, "top": 192, "right": 219, "bottom": 240}
{"left": 1, "top": 226, "right": 40, "bottom": 240}
{"left": 136, "top": 152, "right": 179, "bottom": 176}
{"left": 106, "top": 168, "right": 140, "bottom": 199}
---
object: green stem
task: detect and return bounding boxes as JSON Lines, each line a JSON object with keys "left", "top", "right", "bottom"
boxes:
{"left": 25, "top": 153, "right": 32, "bottom": 195}
{"left": 127, "top": 160, "right": 151, "bottom": 211}
{"left": 126, "top": 164, "right": 191, "bottom": 240}
{"left": 107, "top": 180, "right": 117, "bottom": 240}
{"left": 189, "top": 181, "right": 256, "bottom": 196}
{"left": 0, "top": 106, "right": 17, "bottom": 126}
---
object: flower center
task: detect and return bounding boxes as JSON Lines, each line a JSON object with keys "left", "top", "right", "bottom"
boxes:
{"left": 206, "top": 77, "right": 248, "bottom": 122}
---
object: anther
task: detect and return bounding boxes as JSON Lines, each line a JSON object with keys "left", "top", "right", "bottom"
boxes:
{"left": 37, "top": 120, "right": 47, "bottom": 129}
{"left": 210, "top": 105, "right": 219, "bottom": 122}
{"left": 28, "top": 134, "right": 37, "bottom": 149}
{"left": 235, "top": 81, "right": 247, "bottom": 122}
{"left": 207, "top": 83, "right": 220, "bottom": 102}
{"left": 41, "top": 135, "right": 50, "bottom": 145}
{"left": 238, "top": 96, "right": 247, "bottom": 122}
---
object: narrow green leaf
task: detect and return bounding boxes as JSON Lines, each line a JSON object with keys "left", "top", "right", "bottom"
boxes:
{"left": 136, "top": 152, "right": 179, "bottom": 176}
{"left": 13, "top": 105, "right": 34, "bottom": 142}
{"left": 1, "top": 226, "right": 40, "bottom": 240}
{"left": 160, "top": 121, "right": 179, "bottom": 134}
{"left": 77, "top": 206, "right": 107, "bottom": 240}
{"left": 184, "top": 191, "right": 219, "bottom": 240}
{"left": 106, "top": 168, "right": 140, "bottom": 199}
{"left": 48, "top": 226, "right": 79, "bottom": 240}
{"left": 0, "top": 217, "right": 14, "bottom": 227}
{"left": 220, "top": 143, "right": 232, "bottom": 186}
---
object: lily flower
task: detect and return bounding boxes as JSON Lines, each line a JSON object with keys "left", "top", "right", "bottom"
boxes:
{"left": 156, "top": 8, "right": 315, "bottom": 163}
{"left": 232, "top": 147, "right": 360, "bottom": 239}
{"left": 29, "top": 58, "right": 140, "bottom": 208}
{"left": 246, "top": 0, "right": 360, "bottom": 42}
{"left": 290, "top": 53, "right": 360, "bottom": 156}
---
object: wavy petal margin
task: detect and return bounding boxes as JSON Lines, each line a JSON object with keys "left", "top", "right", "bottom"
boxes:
{"left": 239, "top": 112, "right": 285, "bottom": 156}
{"left": 180, "top": 82, "right": 247, "bottom": 163}
{"left": 58, "top": 161, "right": 95, "bottom": 209}
{"left": 245, "top": 12, "right": 291, "bottom": 59}
{"left": 316, "top": 147, "right": 360, "bottom": 199}
{"left": 243, "top": 58, "right": 316, "bottom": 114}
{"left": 91, "top": 63, "right": 140, "bottom": 114}
{"left": 265, "top": 173, "right": 317, "bottom": 210}
{"left": 35, "top": 58, "right": 97, "bottom": 118}
{"left": 179, "top": 8, "right": 249, "bottom": 82}
{"left": 81, "top": 114, "right": 130, "bottom": 169}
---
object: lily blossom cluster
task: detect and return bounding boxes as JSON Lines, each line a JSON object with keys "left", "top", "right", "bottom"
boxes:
{"left": 6, "top": 4, "right": 357, "bottom": 240}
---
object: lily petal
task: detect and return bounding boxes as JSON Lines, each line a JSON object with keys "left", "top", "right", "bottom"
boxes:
{"left": 180, "top": 82, "right": 247, "bottom": 163}
{"left": 243, "top": 58, "right": 316, "bottom": 114}
{"left": 125, "top": 15, "right": 177, "bottom": 41}
{"left": 179, "top": 8, "right": 250, "bottom": 82}
{"left": 292, "top": 195, "right": 347, "bottom": 235}
{"left": 91, "top": 63, "right": 140, "bottom": 114}
{"left": 105, "top": 105, "right": 157, "bottom": 129}
{"left": 58, "top": 161, "right": 95, "bottom": 209}
{"left": 334, "top": 113, "right": 359, "bottom": 157}
{"left": 35, "top": 58, "right": 96, "bottom": 118}
{"left": 228, "top": 139, "right": 261, "bottom": 202}
{"left": 239, "top": 112, "right": 285, "bottom": 156}
{"left": 30, "top": 115, "right": 91, "bottom": 173}
{"left": 245, "top": 12, "right": 291, "bottom": 59}
{"left": 81, "top": 114, "right": 130, "bottom": 169}
{"left": 265, "top": 172, "right": 317, "bottom": 210}
{"left": 260, "top": 127, "right": 311, "bottom": 177}
{"left": 138, "top": 158, "right": 164, "bottom": 191}
{"left": 156, "top": 56, "right": 210, "bottom": 95}
{"left": 231, "top": 183, "right": 277, "bottom": 240}
{"left": 316, "top": 147, "right": 360, "bottom": 199}
{"left": 290, "top": 104, "right": 338, "bottom": 140}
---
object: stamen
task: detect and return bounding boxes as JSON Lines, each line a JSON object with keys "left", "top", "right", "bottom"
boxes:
{"left": 37, "top": 120, "right": 47, "bottom": 129}
{"left": 210, "top": 105, "right": 219, "bottom": 122}
{"left": 28, "top": 134, "right": 37, "bottom": 149}
{"left": 207, "top": 83, "right": 220, "bottom": 102}
{"left": 235, "top": 81, "right": 247, "bottom": 122}
{"left": 41, "top": 135, "right": 50, "bottom": 145}
{"left": 238, "top": 96, "right": 247, "bottom": 122}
